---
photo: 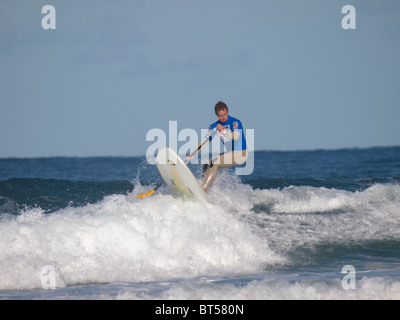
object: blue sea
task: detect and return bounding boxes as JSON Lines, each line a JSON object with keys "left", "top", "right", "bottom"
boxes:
{"left": 1, "top": 146, "right": 400, "bottom": 300}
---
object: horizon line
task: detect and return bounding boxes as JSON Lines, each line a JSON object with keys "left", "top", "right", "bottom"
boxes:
{"left": 1, "top": 144, "right": 399, "bottom": 159}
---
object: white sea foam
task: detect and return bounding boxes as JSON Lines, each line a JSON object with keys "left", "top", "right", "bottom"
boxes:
{"left": 4, "top": 274, "right": 400, "bottom": 300}
{"left": 1, "top": 171, "right": 399, "bottom": 294}
{"left": 0, "top": 188, "right": 281, "bottom": 291}
{"left": 249, "top": 183, "right": 400, "bottom": 252}
{"left": 116, "top": 276, "right": 400, "bottom": 300}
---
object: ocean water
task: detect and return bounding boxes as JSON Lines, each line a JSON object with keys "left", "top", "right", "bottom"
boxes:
{"left": 0, "top": 146, "right": 400, "bottom": 300}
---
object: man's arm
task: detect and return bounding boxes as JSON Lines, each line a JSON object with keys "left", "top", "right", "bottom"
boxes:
{"left": 185, "top": 129, "right": 217, "bottom": 161}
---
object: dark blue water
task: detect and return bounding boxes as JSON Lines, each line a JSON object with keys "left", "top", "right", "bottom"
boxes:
{"left": 0, "top": 157, "right": 142, "bottom": 214}
{"left": 1, "top": 146, "right": 400, "bottom": 299}
{"left": 1, "top": 147, "right": 398, "bottom": 214}
{"left": 245, "top": 147, "right": 400, "bottom": 190}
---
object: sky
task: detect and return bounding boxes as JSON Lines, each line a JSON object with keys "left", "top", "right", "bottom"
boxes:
{"left": 0, "top": 0, "right": 399, "bottom": 157}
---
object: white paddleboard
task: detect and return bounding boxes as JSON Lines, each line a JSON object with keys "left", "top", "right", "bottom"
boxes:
{"left": 156, "top": 148, "right": 208, "bottom": 202}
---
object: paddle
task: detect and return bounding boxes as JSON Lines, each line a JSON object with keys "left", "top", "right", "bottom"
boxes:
{"left": 137, "top": 130, "right": 216, "bottom": 198}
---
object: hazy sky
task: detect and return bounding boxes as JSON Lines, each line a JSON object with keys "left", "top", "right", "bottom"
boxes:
{"left": 1, "top": 0, "right": 399, "bottom": 157}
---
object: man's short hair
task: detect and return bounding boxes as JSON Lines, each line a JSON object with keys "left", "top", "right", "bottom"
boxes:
{"left": 214, "top": 101, "right": 228, "bottom": 114}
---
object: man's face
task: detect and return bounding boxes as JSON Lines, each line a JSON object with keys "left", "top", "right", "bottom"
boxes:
{"left": 216, "top": 108, "right": 228, "bottom": 123}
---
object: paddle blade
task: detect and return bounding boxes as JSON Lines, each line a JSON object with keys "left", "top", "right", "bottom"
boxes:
{"left": 137, "top": 189, "right": 155, "bottom": 198}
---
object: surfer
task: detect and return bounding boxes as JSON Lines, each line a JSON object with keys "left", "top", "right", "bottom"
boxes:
{"left": 186, "top": 101, "right": 247, "bottom": 192}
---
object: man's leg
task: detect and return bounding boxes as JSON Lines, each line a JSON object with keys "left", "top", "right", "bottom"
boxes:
{"left": 201, "top": 150, "right": 247, "bottom": 191}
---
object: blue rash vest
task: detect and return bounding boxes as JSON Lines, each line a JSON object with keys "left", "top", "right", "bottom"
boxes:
{"left": 205, "top": 115, "right": 247, "bottom": 152}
